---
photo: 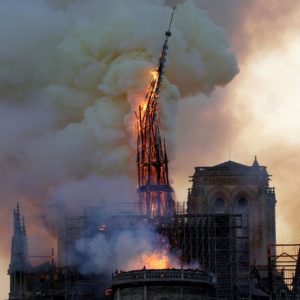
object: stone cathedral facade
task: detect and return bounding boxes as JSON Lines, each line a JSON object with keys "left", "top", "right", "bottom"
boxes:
{"left": 187, "top": 157, "right": 276, "bottom": 266}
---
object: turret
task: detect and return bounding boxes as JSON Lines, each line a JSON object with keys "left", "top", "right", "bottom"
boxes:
{"left": 8, "top": 203, "right": 29, "bottom": 273}
{"left": 252, "top": 155, "right": 260, "bottom": 168}
{"left": 8, "top": 203, "right": 30, "bottom": 299}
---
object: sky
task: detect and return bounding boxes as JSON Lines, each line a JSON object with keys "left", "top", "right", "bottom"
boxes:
{"left": 172, "top": 0, "right": 300, "bottom": 245}
{"left": 1, "top": 0, "right": 300, "bottom": 298}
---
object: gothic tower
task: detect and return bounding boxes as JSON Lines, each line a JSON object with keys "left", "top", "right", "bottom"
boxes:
{"left": 187, "top": 157, "right": 276, "bottom": 266}
{"left": 8, "top": 203, "right": 30, "bottom": 299}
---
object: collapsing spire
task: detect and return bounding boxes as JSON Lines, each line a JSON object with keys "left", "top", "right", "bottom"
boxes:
{"left": 136, "top": 7, "right": 176, "bottom": 217}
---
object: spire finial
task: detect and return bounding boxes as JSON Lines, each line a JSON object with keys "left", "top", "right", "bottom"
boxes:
{"left": 14, "top": 202, "right": 21, "bottom": 232}
{"left": 155, "top": 6, "right": 176, "bottom": 94}
{"left": 166, "top": 6, "right": 176, "bottom": 35}
{"left": 252, "top": 155, "right": 259, "bottom": 167}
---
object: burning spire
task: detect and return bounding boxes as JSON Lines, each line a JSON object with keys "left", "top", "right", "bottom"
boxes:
{"left": 136, "top": 7, "right": 176, "bottom": 218}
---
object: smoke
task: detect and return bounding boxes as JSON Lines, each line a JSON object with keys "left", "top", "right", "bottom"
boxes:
{"left": 0, "top": 0, "right": 237, "bottom": 241}
{"left": 172, "top": 0, "right": 300, "bottom": 248}
{"left": 73, "top": 224, "right": 181, "bottom": 275}
{"left": 0, "top": 0, "right": 238, "bottom": 296}
{"left": 2, "top": 1, "right": 299, "bottom": 298}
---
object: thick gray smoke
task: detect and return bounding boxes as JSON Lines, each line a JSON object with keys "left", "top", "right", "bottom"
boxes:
{"left": 73, "top": 224, "right": 181, "bottom": 275}
{"left": 0, "top": 0, "right": 238, "bottom": 282}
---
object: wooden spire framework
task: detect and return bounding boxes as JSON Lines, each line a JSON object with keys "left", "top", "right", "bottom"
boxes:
{"left": 136, "top": 8, "right": 175, "bottom": 218}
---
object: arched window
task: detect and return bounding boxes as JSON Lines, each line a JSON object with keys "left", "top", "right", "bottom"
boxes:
{"left": 214, "top": 197, "right": 225, "bottom": 213}
{"left": 236, "top": 196, "right": 248, "bottom": 226}
{"left": 238, "top": 196, "right": 248, "bottom": 210}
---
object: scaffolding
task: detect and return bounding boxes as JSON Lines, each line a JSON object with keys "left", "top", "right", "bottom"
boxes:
{"left": 64, "top": 212, "right": 148, "bottom": 300}
{"left": 158, "top": 214, "right": 250, "bottom": 299}
{"left": 267, "top": 243, "right": 300, "bottom": 299}
{"left": 64, "top": 211, "right": 250, "bottom": 300}
{"left": 64, "top": 216, "right": 86, "bottom": 300}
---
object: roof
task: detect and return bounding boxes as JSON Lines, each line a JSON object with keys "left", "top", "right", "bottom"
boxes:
{"left": 213, "top": 160, "right": 251, "bottom": 171}
{"left": 194, "top": 159, "right": 268, "bottom": 176}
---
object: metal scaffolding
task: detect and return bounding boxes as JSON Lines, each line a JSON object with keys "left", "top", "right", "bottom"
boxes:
{"left": 64, "top": 216, "right": 86, "bottom": 300}
{"left": 267, "top": 243, "right": 300, "bottom": 299}
{"left": 64, "top": 212, "right": 148, "bottom": 300}
{"left": 158, "top": 214, "right": 250, "bottom": 299}
{"left": 64, "top": 211, "right": 250, "bottom": 300}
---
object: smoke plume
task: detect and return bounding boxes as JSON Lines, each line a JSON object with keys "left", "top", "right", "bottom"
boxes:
{"left": 0, "top": 0, "right": 237, "bottom": 239}
{"left": 73, "top": 224, "right": 181, "bottom": 275}
{"left": 0, "top": 0, "right": 238, "bottom": 296}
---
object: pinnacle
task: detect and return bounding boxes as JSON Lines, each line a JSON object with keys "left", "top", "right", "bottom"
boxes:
{"left": 252, "top": 155, "right": 260, "bottom": 167}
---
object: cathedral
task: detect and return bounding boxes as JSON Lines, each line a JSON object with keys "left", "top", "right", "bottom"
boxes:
{"left": 7, "top": 157, "right": 279, "bottom": 299}
{"left": 187, "top": 157, "right": 276, "bottom": 266}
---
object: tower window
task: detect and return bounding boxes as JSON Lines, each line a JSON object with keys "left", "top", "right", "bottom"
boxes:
{"left": 238, "top": 197, "right": 248, "bottom": 209}
{"left": 214, "top": 197, "right": 225, "bottom": 212}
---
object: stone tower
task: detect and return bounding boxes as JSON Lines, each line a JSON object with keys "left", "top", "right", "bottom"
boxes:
{"left": 8, "top": 203, "right": 30, "bottom": 299}
{"left": 187, "top": 157, "right": 276, "bottom": 266}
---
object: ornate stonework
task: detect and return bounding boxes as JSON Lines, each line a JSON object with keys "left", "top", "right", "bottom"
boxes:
{"left": 187, "top": 158, "right": 276, "bottom": 266}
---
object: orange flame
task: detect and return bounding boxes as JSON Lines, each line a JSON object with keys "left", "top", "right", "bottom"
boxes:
{"left": 137, "top": 70, "right": 158, "bottom": 113}
{"left": 127, "top": 249, "right": 177, "bottom": 270}
{"left": 151, "top": 70, "right": 159, "bottom": 81}
{"left": 140, "top": 100, "right": 147, "bottom": 112}
{"left": 142, "top": 251, "right": 172, "bottom": 269}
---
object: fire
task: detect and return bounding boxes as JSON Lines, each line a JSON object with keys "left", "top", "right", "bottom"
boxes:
{"left": 140, "top": 100, "right": 147, "bottom": 112}
{"left": 151, "top": 70, "right": 159, "bottom": 81}
{"left": 135, "top": 70, "right": 158, "bottom": 115}
{"left": 143, "top": 250, "right": 172, "bottom": 269}
{"left": 127, "top": 249, "right": 177, "bottom": 270}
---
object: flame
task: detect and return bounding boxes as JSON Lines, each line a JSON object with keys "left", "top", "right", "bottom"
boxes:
{"left": 127, "top": 248, "right": 177, "bottom": 270}
{"left": 136, "top": 70, "right": 158, "bottom": 114}
{"left": 140, "top": 100, "right": 147, "bottom": 112}
{"left": 151, "top": 70, "right": 159, "bottom": 81}
{"left": 142, "top": 251, "right": 172, "bottom": 269}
